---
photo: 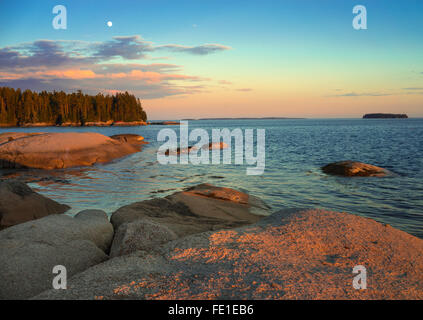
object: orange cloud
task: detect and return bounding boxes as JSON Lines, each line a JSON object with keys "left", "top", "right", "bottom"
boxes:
{"left": 104, "top": 70, "right": 202, "bottom": 84}
{"left": 0, "top": 67, "right": 203, "bottom": 85}
{"left": 0, "top": 69, "right": 97, "bottom": 80}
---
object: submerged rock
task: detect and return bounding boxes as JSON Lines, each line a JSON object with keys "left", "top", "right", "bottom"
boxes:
{"left": 110, "top": 134, "right": 146, "bottom": 145}
{"left": 164, "top": 146, "right": 195, "bottom": 156}
{"left": 164, "top": 142, "right": 228, "bottom": 156}
{"left": 111, "top": 183, "right": 270, "bottom": 239}
{"left": 35, "top": 208, "right": 423, "bottom": 300}
{"left": 0, "top": 132, "right": 145, "bottom": 169}
{"left": 207, "top": 142, "right": 228, "bottom": 150}
{"left": 0, "top": 180, "right": 69, "bottom": 230}
{"left": 0, "top": 209, "right": 113, "bottom": 299}
{"left": 184, "top": 183, "right": 248, "bottom": 203}
{"left": 322, "top": 161, "right": 389, "bottom": 177}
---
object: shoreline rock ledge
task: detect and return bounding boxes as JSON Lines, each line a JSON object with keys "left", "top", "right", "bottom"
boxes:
{"left": 0, "top": 180, "right": 69, "bottom": 230}
{"left": 0, "top": 132, "right": 145, "bottom": 170}
{"left": 110, "top": 183, "right": 270, "bottom": 241}
{"left": 35, "top": 208, "right": 423, "bottom": 300}
{"left": 322, "top": 161, "right": 390, "bottom": 177}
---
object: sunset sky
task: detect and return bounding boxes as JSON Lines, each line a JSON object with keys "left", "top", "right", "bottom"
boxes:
{"left": 0, "top": 0, "right": 422, "bottom": 119}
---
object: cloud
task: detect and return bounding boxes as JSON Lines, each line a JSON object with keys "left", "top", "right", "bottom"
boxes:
{"left": 236, "top": 88, "right": 253, "bottom": 92}
{"left": 94, "top": 36, "right": 154, "bottom": 60}
{"left": 92, "top": 36, "right": 230, "bottom": 60}
{"left": 329, "top": 88, "right": 423, "bottom": 97}
{"left": 92, "top": 63, "right": 182, "bottom": 75}
{"left": 0, "top": 36, "right": 230, "bottom": 69}
{"left": 0, "top": 69, "right": 97, "bottom": 80}
{"left": 330, "top": 92, "right": 392, "bottom": 97}
{"left": 157, "top": 44, "right": 231, "bottom": 55}
{"left": 0, "top": 75, "right": 206, "bottom": 99}
{"left": 0, "top": 35, "right": 230, "bottom": 99}
{"left": 0, "top": 65, "right": 209, "bottom": 99}
{"left": 0, "top": 40, "right": 95, "bottom": 70}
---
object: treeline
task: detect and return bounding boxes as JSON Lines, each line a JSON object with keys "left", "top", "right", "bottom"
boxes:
{"left": 0, "top": 87, "right": 147, "bottom": 126}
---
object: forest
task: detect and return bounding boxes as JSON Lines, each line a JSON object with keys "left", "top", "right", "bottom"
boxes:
{"left": 0, "top": 87, "right": 147, "bottom": 126}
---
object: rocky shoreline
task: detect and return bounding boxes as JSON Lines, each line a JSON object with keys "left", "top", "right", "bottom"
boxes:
{"left": 0, "top": 121, "right": 148, "bottom": 128}
{"left": 0, "top": 180, "right": 423, "bottom": 300}
{"left": 0, "top": 120, "right": 184, "bottom": 128}
{"left": 0, "top": 137, "right": 420, "bottom": 300}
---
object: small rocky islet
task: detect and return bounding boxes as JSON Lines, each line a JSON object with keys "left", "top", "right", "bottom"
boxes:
{"left": 0, "top": 133, "right": 421, "bottom": 299}
{"left": 363, "top": 113, "right": 408, "bottom": 119}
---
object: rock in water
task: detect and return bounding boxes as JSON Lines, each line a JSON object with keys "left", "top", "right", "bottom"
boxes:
{"left": 34, "top": 208, "right": 423, "bottom": 300}
{"left": 110, "top": 183, "right": 270, "bottom": 238}
{"left": 163, "top": 141, "right": 228, "bottom": 155}
{"left": 110, "top": 134, "right": 146, "bottom": 145}
{"left": 183, "top": 183, "right": 248, "bottom": 203}
{"left": 206, "top": 141, "right": 228, "bottom": 150}
{"left": 110, "top": 219, "right": 177, "bottom": 258}
{"left": 0, "top": 210, "right": 113, "bottom": 299}
{"left": 0, "top": 132, "right": 145, "bottom": 169}
{"left": 322, "top": 160, "right": 389, "bottom": 177}
{"left": 0, "top": 180, "right": 70, "bottom": 229}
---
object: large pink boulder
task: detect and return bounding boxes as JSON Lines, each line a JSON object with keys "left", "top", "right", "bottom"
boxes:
{"left": 0, "top": 132, "right": 145, "bottom": 169}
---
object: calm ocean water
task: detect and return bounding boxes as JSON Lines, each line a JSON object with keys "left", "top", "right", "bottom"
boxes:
{"left": 1, "top": 119, "right": 423, "bottom": 238}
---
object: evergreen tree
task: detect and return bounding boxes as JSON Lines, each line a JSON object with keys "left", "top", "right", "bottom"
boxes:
{"left": 0, "top": 87, "right": 147, "bottom": 126}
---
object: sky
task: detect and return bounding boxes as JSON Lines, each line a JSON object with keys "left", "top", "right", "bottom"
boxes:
{"left": 0, "top": 0, "right": 422, "bottom": 119}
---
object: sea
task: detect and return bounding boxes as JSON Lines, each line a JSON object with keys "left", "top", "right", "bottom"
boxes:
{"left": 1, "top": 118, "right": 422, "bottom": 238}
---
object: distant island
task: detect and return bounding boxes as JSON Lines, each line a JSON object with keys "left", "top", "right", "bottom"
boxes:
{"left": 149, "top": 121, "right": 180, "bottom": 125}
{"left": 363, "top": 113, "right": 408, "bottom": 119}
{"left": 0, "top": 87, "right": 147, "bottom": 127}
{"left": 182, "top": 117, "right": 305, "bottom": 120}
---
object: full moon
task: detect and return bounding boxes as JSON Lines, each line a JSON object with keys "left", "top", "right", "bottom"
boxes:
{"left": 107, "top": 21, "right": 113, "bottom": 27}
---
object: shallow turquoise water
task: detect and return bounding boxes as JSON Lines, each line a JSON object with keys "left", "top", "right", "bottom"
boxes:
{"left": 1, "top": 119, "right": 422, "bottom": 238}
